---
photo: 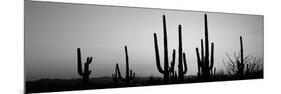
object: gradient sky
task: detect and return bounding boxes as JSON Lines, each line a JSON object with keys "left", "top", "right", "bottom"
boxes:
{"left": 25, "top": 1, "right": 263, "bottom": 81}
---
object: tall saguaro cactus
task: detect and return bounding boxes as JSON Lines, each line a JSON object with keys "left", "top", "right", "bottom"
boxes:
{"left": 177, "top": 25, "right": 188, "bottom": 81}
{"left": 195, "top": 14, "right": 215, "bottom": 78}
{"left": 77, "top": 48, "right": 93, "bottom": 82}
{"left": 113, "top": 46, "right": 135, "bottom": 84}
{"left": 154, "top": 15, "right": 175, "bottom": 83}
{"left": 237, "top": 36, "right": 245, "bottom": 77}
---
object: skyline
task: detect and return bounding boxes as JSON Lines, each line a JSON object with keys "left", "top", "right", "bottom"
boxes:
{"left": 25, "top": 1, "right": 263, "bottom": 81}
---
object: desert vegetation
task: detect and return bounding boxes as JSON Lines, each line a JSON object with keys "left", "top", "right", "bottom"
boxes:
{"left": 26, "top": 14, "right": 263, "bottom": 93}
{"left": 112, "top": 46, "right": 136, "bottom": 86}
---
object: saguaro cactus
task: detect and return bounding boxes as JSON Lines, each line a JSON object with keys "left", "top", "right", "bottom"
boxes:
{"left": 77, "top": 48, "right": 93, "bottom": 82}
{"left": 237, "top": 36, "right": 245, "bottom": 77}
{"left": 154, "top": 15, "right": 176, "bottom": 83}
{"left": 113, "top": 46, "right": 135, "bottom": 84}
{"left": 195, "top": 14, "right": 215, "bottom": 78}
{"left": 177, "top": 25, "right": 188, "bottom": 81}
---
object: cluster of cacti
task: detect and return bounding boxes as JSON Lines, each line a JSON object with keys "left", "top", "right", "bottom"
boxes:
{"left": 112, "top": 46, "right": 135, "bottom": 84}
{"left": 74, "top": 13, "right": 260, "bottom": 86}
{"left": 154, "top": 15, "right": 186, "bottom": 83}
{"left": 154, "top": 15, "right": 188, "bottom": 83}
{"left": 77, "top": 48, "right": 93, "bottom": 82}
{"left": 195, "top": 14, "right": 215, "bottom": 79}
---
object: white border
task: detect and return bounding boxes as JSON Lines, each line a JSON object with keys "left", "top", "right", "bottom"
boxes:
{"left": 1, "top": 0, "right": 280, "bottom": 94}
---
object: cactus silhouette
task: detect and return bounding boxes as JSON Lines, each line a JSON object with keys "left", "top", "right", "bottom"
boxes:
{"left": 224, "top": 36, "right": 263, "bottom": 77}
{"left": 237, "top": 36, "right": 245, "bottom": 77}
{"left": 154, "top": 15, "right": 176, "bottom": 83}
{"left": 177, "top": 25, "right": 188, "bottom": 81}
{"left": 113, "top": 46, "right": 135, "bottom": 84}
{"left": 195, "top": 14, "right": 215, "bottom": 78}
{"left": 77, "top": 48, "right": 93, "bottom": 82}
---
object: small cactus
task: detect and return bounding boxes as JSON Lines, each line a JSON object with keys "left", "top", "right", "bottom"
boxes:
{"left": 77, "top": 48, "right": 93, "bottom": 82}
{"left": 112, "top": 46, "right": 135, "bottom": 84}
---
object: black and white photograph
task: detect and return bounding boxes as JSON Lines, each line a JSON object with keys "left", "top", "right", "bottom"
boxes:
{"left": 24, "top": 1, "right": 263, "bottom": 93}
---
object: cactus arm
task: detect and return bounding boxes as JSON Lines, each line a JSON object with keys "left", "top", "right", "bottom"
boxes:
{"left": 183, "top": 53, "right": 188, "bottom": 74}
{"left": 77, "top": 48, "right": 83, "bottom": 76}
{"left": 154, "top": 33, "right": 164, "bottom": 73}
{"left": 87, "top": 57, "right": 93, "bottom": 64}
{"left": 116, "top": 63, "right": 125, "bottom": 80}
{"left": 201, "top": 39, "right": 204, "bottom": 63}
{"left": 200, "top": 39, "right": 204, "bottom": 75}
{"left": 200, "top": 39, "right": 204, "bottom": 70}
{"left": 85, "top": 57, "right": 92, "bottom": 71}
{"left": 84, "top": 57, "right": 92, "bottom": 76}
{"left": 209, "top": 43, "right": 214, "bottom": 70}
{"left": 196, "top": 48, "right": 202, "bottom": 67}
{"left": 196, "top": 48, "right": 202, "bottom": 76}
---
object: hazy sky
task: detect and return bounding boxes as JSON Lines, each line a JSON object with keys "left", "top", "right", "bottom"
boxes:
{"left": 25, "top": 1, "right": 263, "bottom": 81}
